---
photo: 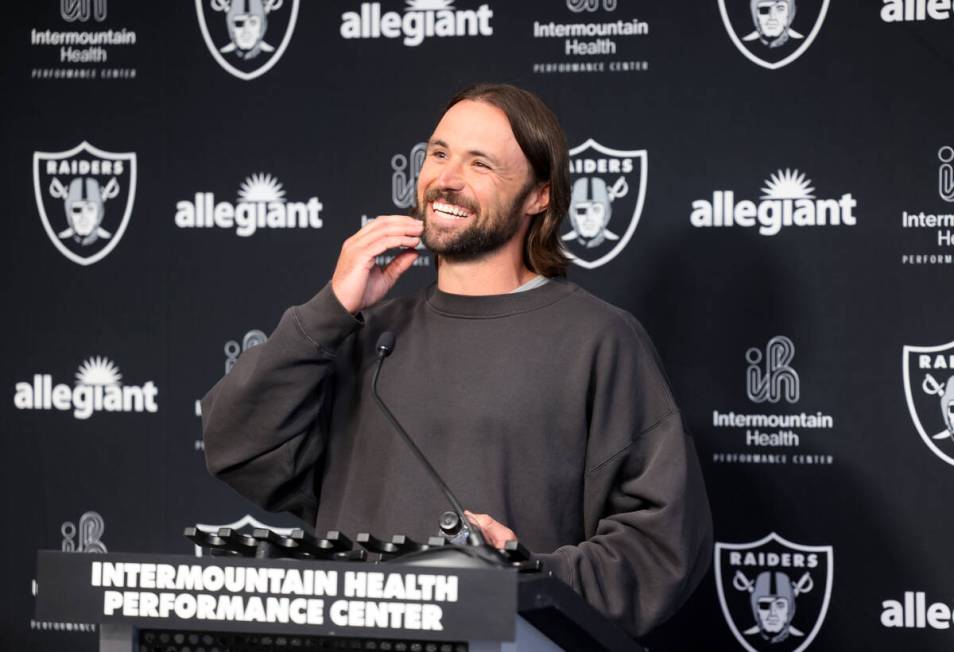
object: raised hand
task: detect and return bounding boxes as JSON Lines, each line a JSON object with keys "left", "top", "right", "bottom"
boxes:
{"left": 331, "top": 215, "right": 424, "bottom": 314}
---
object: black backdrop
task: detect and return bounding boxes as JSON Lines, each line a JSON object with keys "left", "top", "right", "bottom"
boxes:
{"left": 4, "top": 1, "right": 954, "bottom": 650}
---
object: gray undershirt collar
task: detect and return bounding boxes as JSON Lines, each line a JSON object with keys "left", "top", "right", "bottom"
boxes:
{"left": 511, "top": 275, "right": 549, "bottom": 293}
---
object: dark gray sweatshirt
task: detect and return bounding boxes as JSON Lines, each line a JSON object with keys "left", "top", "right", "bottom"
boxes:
{"left": 201, "top": 279, "right": 712, "bottom": 638}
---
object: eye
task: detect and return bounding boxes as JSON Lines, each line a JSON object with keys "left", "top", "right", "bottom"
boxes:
{"left": 473, "top": 160, "right": 491, "bottom": 170}
{"left": 430, "top": 150, "right": 447, "bottom": 160}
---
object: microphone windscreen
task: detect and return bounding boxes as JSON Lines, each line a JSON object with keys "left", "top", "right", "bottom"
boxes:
{"left": 376, "top": 331, "right": 396, "bottom": 357}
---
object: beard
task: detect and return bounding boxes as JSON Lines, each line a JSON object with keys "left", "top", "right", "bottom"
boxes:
{"left": 414, "top": 184, "right": 533, "bottom": 263}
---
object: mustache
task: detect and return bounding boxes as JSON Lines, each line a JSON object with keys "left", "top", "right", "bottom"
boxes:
{"left": 422, "top": 188, "right": 480, "bottom": 216}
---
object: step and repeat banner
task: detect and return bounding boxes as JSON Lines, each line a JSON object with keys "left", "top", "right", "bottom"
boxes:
{"left": 2, "top": 1, "right": 952, "bottom": 650}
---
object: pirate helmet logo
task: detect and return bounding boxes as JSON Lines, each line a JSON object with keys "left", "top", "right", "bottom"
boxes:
{"left": 563, "top": 139, "right": 646, "bottom": 269}
{"left": 33, "top": 142, "right": 136, "bottom": 266}
{"left": 903, "top": 340, "right": 954, "bottom": 466}
{"left": 195, "top": 0, "right": 300, "bottom": 81}
{"left": 717, "top": 0, "right": 830, "bottom": 70}
{"left": 715, "top": 532, "right": 833, "bottom": 652}
{"left": 192, "top": 514, "right": 297, "bottom": 556}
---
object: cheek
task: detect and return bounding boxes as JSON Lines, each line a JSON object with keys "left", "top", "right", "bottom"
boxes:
{"left": 416, "top": 162, "right": 438, "bottom": 191}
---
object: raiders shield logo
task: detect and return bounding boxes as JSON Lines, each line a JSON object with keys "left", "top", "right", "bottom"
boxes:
{"left": 563, "top": 139, "right": 646, "bottom": 270}
{"left": 717, "top": 0, "right": 830, "bottom": 70}
{"left": 903, "top": 340, "right": 954, "bottom": 466}
{"left": 715, "top": 533, "right": 833, "bottom": 652}
{"left": 33, "top": 142, "right": 136, "bottom": 267}
{"left": 195, "top": 0, "right": 300, "bottom": 81}
{"left": 193, "top": 514, "right": 298, "bottom": 556}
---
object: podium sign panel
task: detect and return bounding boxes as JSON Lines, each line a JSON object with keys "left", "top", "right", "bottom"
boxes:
{"left": 35, "top": 551, "right": 517, "bottom": 642}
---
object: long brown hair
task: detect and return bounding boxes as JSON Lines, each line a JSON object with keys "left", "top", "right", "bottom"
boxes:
{"left": 443, "top": 83, "right": 570, "bottom": 277}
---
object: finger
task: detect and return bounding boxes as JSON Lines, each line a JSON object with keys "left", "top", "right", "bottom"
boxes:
{"left": 464, "top": 511, "right": 490, "bottom": 528}
{"left": 353, "top": 216, "right": 423, "bottom": 241}
{"left": 381, "top": 249, "right": 419, "bottom": 285}
{"left": 465, "top": 512, "right": 514, "bottom": 548}
{"left": 361, "top": 236, "right": 421, "bottom": 263}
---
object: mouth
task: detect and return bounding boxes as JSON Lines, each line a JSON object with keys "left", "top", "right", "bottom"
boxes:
{"left": 430, "top": 200, "right": 474, "bottom": 220}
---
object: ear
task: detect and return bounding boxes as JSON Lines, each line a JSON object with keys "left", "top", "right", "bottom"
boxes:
{"left": 523, "top": 182, "right": 550, "bottom": 217}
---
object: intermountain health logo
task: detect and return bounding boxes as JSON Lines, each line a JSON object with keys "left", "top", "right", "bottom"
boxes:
{"left": 353, "top": 143, "right": 432, "bottom": 271}
{"left": 531, "top": 0, "right": 650, "bottom": 75}
{"left": 29, "top": 0, "right": 138, "bottom": 80}
{"left": 903, "top": 340, "right": 954, "bottom": 465}
{"left": 196, "top": 0, "right": 300, "bottom": 80}
{"left": 715, "top": 533, "right": 833, "bottom": 652}
{"left": 747, "top": 336, "right": 799, "bottom": 403}
{"left": 14, "top": 356, "right": 159, "bottom": 419}
{"left": 175, "top": 173, "right": 323, "bottom": 236}
{"left": 711, "top": 336, "right": 835, "bottom": 466}
{"left": 718, "top": 0, "right": 829, "bottom": 70}
{"left": 691, "top": 169, "right": 857, "bottom": 236}
{"left": 62, "top": 511, "right": 108, "bottom": 553}
{"left": 30, "top": 509, "right": 106, "bottom": 634}
{"left": 33, "top": 142, "right": 136, "bottom": 266}
{"left": 899, "top": 147, "right": 954, "bottom": 266}
{"left": 340, "top": 1, "right": 494, "bottom": 47}
{"left": 392, "top": 142, "right": 427, "bottom": 209}
{"left": 562, "top": 139, "right": 646, "bottom": 269}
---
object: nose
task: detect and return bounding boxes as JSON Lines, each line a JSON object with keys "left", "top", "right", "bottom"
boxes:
{"left": 435, "top": 157, "right": 465, "bottom": 190}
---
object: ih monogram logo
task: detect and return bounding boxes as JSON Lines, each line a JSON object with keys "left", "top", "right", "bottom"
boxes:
{"left": 391, "top": 142, "right": 427, "bottom": 209}
{"left": 61, "top": 0, "right": 107, "bottom": 22}
{"left": 61, "top": 511, "right": 107, "bottom": 553}
{"left": 747, "top": 336, "right": 800, "bottom": 404}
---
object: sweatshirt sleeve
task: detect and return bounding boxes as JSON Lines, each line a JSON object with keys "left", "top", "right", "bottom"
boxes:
{"left": 535, "top": 315, "right": 713, "bottom": 639}
{"left": 201, "top": 284, "right": 363, "bottom": 522}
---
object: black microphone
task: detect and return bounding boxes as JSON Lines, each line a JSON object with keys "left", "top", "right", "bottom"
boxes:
{"left": 375, "top": 331, "right": 395, "bottom": 358}
{"left": 371, "top": 331, "right": 487, "bottom": 550}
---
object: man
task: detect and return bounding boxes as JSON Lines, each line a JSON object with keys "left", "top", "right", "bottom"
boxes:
{"left": 202, "top": 83, "right": 711, "bottom": 638}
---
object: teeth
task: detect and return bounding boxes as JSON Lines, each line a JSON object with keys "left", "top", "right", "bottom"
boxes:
{"left": 432, "top": 201, "right": 471, "bottom": 219}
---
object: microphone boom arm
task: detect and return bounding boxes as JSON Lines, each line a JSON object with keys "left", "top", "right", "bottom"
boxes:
{"left": 371, "top": 353, "right": 487, "bottom": 548}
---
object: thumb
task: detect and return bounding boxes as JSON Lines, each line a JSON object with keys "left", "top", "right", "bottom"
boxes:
{"left": 381, "top": 249, "right": 419, "bottom": 286}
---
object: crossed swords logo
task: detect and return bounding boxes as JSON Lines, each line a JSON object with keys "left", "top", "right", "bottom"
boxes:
{"left": 921, "top": 372, "right": 954, "bottom": 439}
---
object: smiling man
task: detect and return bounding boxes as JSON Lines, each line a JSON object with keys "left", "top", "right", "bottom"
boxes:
{"left": 201, "top": 83, "right": 712, "bottom": 639}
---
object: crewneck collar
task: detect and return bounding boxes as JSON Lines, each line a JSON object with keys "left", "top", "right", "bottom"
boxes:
{"left": 425, "top": 277, "right": 577, "bottom": 318}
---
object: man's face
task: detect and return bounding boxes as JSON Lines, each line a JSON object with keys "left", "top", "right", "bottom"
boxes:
{"left": 756, "top": 596, "right": 790, "bottom": 634}
{"left": 571, "top": 200, "right": 607, "bottom": 239}
{"left": 69, "top": 200, "right": 100, "bottom": 236}
{"left": 415, "top": 100, "right": 540, "bottom": 262}
{"left": 756, "top": 1, "right": 791, "bottom": 38}
{"left": 231, "top": 13, "right": 264, "bottom": 50}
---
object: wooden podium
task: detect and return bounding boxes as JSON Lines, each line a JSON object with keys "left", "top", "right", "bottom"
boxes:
{"left": 35, "top": 550, "right": 644, "bottom": 651}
